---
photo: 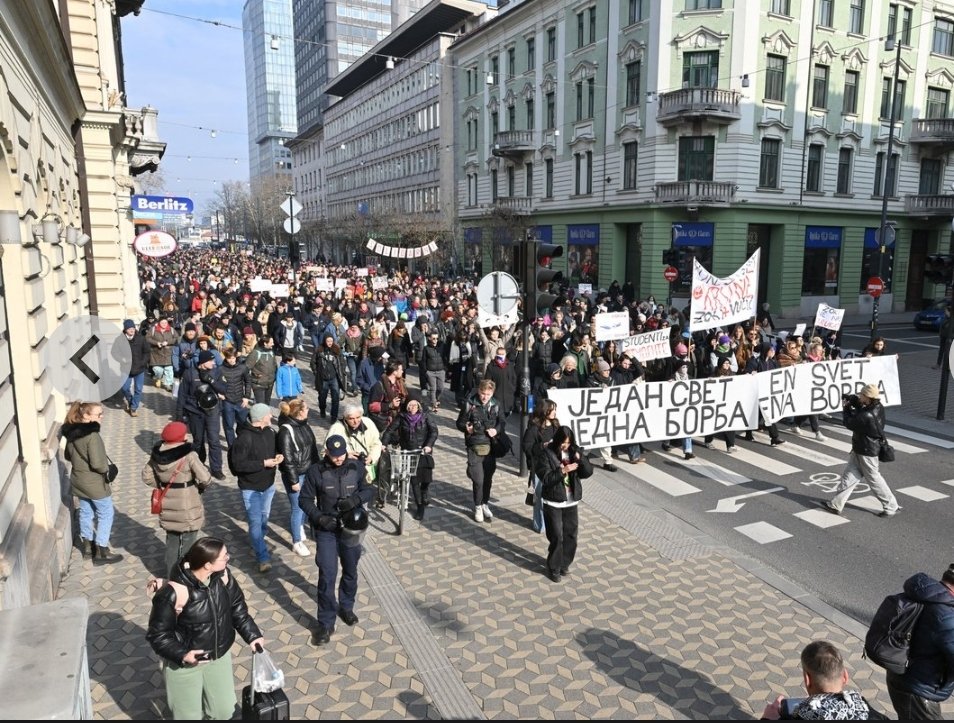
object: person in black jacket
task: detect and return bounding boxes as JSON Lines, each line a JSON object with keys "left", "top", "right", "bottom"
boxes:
{"left": 533, "top": 426, "right": 593, "bottom": 583}
{"left": 456, "top": 378, "right": 506, "bottom": 523}
{"left": 178, "top": 350, "right": 227, "bottom": 480}
{"left": 277, "top": 399, "right": 320, "bottom": 558}
{"left": 298, "top": 435, "right": 376, "bottom": 647}
{"left": 420, "top": 331, "right": 446, "bottom": 412}
{"left": 146, "top": 536, "right": 264, "bottom": 720}
{"left": 521, "top": 399, "right": 560, "bottom": 534}
{"left": 219, "top": 347, "right": 253, "bottom": 447}
{"left": 121, "top": 318, "right": 150, "bottom": 417}
{"left": 230, "top": 404, "right": 284, "bottom": 573}
{"left": 819, "top": 382, "right": 899, "bottom": 517}
{"left": 383, "top": 397, "right": 438, "bottom": 520}
{"left": 312, "top": 333, "right": 345, "bottom": 420}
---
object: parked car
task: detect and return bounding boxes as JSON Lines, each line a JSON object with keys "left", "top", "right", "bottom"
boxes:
{"left": 913, "top": 300, "right": 949, "bottom": 331}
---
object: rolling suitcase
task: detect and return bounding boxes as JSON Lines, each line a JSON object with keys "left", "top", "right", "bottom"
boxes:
{"left": 241, "top": 649, "right": 289, "bottom": 720}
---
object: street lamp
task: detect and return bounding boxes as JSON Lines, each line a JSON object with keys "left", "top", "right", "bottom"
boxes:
{"left": 872, "top": 34, "right": 903, "bottom": 341}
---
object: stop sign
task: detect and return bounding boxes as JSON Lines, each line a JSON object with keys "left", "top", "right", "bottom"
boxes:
{"left": 867, "top": 276, "right": 884, "bottom": 298}
{"left": 663, "top": 265, "right": 679, "bottom": 282}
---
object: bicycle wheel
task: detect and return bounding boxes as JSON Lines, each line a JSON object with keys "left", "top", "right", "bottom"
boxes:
{"left": 397, "top": 474, "right": 408, "bottom": 535}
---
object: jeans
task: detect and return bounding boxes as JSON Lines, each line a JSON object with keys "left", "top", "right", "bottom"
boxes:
{"left": 122, "top": 372, "right": 144, "bottom": 411}
{"left": 288, "top": 476, "right": 305, "bottom": 544}
{"left": 344, "top": 355, "right": 357, "bottom": 393}
{"left": 152, "top": 365, "right": 173, "bottom": 388}
{"left": 532, "top": 476, "right": 546, "bottom": 533}
{"left": 315, "top": 529, "right": 362, "bottom": 629}
{"left": 221, "top": 400, "right": 249, "bottom": 447}
{"left": 252, "top": 386, "right": 272, "bottom": 405}
{"left": 830, "top": 451, "right": 899, "bottom": 513}
{"left": 466, "top": 448, "right": 496, "bottom": 507}
{"left": 319, "top": 378, "right": 341, "bottom": 420}
{"left": 425, "top": 370, "right": 445, "bottom": 407}
{"left": 241, "top": 486, "right": 276, "bottom": 563}
{"left": 77, "top": 495, "right": 115, "bottom": 547}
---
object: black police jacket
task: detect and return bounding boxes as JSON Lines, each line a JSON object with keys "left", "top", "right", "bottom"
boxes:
{"left": 179, "top": 366, "right": 226, "bottom": 414}
{"left": 299, "top": 457, "right": 375, "bottom": 529}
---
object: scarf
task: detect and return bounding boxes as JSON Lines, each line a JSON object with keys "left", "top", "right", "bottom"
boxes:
{"left": 406, "top": 411, "right": 424, "bottom": 432}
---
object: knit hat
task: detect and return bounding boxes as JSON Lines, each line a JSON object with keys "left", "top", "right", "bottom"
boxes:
{"left": 249, "top": 403, "right": 271, "bottom": 423}
{"left": 860, "top": 383, "right": 880, "bottom": 400}
{"left": 197, "top": 350, "right": 215, "bottom": 365}
{"left": 546, "top": 362, "right": 560, "bottom": 376}
{"left": 675, "top": 343, "right": 688, "bottom": 356}
{"left": 325, "top": 434, "right": 348, "bottom": 457}
{"left": 161, "top": 421, "right": 188, "bottom": 444}
{"left": 718, "top": 334, "right": 731, "bottom": 345}
{"left": 243, "top": 326, "right": 255, "bottom": 336}
{"left": 596, "top": 359, "right": 610, "bottom": 372}
{"left": 184, "top": 322, "right": 197, "bottom": 332}
{"left": 123, "top": 319, "right": 136, "bottom": 330}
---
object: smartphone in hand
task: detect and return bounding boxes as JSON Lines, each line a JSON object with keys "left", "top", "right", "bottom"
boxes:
{"left": 195, "top": 651, "right": 211, "bottom": 662}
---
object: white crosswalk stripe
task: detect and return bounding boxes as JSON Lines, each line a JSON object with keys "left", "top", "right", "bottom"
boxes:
{"left": 749, "top": 431, "right": 844, "bottom": 466}
{"left": 659, "top": 446, "right": 750, "bottom": 486}
{"left": 823, "top": 425, "right": 928, "bottom": 455}
{"left": 884, "top": 424, "right": 954, "bottom": 449}
{"left": 734, "top": 521, "right": 792, "bottom": 544}
{"left": 626, "top": 462, "right": 701, "bottom": 497}
{"left": 897, "top": 485, "right": 949, "bottom": 502}
{"left": 714, "top": 439, "right": 801, "bottom": 476}
{"left": 793, "top": 508, "right": 850, "bottom": 529}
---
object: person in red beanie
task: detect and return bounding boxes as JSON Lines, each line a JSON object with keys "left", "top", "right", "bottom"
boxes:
{"left": 143, "top": 421, "right": 213, "bottom": 575}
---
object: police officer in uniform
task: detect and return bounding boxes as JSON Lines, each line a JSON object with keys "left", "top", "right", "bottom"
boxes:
{"left": 178, "top": 350, "right": 227, "bottom": 480}
{"left": 299, "top": 434, "right": 375, "bottom": 647}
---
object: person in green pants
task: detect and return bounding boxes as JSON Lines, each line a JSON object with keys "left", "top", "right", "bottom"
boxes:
{"left": 147, "top": 537, "right": 265, "bottom": 719}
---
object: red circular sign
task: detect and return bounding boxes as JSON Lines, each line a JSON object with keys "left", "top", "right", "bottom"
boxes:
{"left": 867, "top": 276, "right": 884, "bottom": 298}
{"left": 663, "top": 266, "right": 679, "bottom": 282}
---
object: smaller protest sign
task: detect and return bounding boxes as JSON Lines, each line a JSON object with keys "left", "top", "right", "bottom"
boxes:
{"left": 477, "top": 305, "right": 518, "bottom": 329}
{"left": 372, "top": 277, "right": 389, "bottom": 291}
{"left": 270, "top": 283, "right": 290, "bottom": 297}
{"left": 314, "top": 277, "right": 333, "bottom": 292}
{"left": 814, "top": 303, "right": 845, "bottom": 332}
{"left": 619, "top": 328, "right": 672, "bottom": 363}
{"left": 793, "top": 323, "right": 806, "bottom": 338}
{"left": 249, "top": 277, "right": 270, "bottom": 292}
{"left": 578, "top": 283, "right": 593, "bottom": 296}
{"left": 594, "top": 311, "right": 630, "bottom": 342}
{"left": 356, "top": 267, "right": 369, "bottom": 277}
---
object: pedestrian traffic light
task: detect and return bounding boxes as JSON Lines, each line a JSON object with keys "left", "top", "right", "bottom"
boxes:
{"left": 525, "top": 241, "right": 563, "bottom": 320}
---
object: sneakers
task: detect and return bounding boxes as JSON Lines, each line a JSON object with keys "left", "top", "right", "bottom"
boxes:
{"left": 481, "top": 503, "right": 493, "bottom": 520}
{"left": 300, "top": 525, "right": 308, "bottom": 541}
{"left": 818, "top": 500, "right": 842, "bottom": 516}
{"left": 684, "top": 452, "right": 695, "bottom": 460}
{"left": 815, "top": 432, "right": 827, "bottom": 441}
{"left": 661, "top": 443, "right": 672, "bottom": 452}
{"left": 292, "top": 541, "right": 311, "bottom": 557}
{"left": 702, "top": 442, "right": 714, "bottom": 450}
{"left": 726, "top": 446, "right": 738, "bottom": 454}
{"left": 258, "top": 561, "right": 272, "bottom": 573}
{"left": 474, "top": 506, "right": 484, "bottom": 523}
{"left": 789, "top": 426, "right": 803, "bottom": 436}
{"left": 129, "top": 409, "right": 138, "bottom": 417}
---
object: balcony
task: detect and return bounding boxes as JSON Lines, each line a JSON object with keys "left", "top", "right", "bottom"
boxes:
{"left": 491, "top": 196, "right": 532, "bottom": 214}
{"left": 905, "top": 194, "right": 954, "bottom": 217}
{"left": 491, "top": 130, "right": 535, "bottom": 158}
{"left": 909, "top": 118, "right": 954, "bottom": 149}
{"left": 656, "top": 87, "right": 742, "bottom": 127}
{"left": 655, "top": 180, "right": 737, "bottom": 206}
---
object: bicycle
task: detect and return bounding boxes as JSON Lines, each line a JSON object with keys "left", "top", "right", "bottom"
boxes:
{"left": 389, "top": 448, "right": 422, "bottom": 535}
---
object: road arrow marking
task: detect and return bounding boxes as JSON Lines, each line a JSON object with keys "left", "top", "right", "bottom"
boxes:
{"left": 70, "top": 335, "right": 100, "bottom": 384}
{"left": 710, "top": 486, "right": 784, "bottom": 513}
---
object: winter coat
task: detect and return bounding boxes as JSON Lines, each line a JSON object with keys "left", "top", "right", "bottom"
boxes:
{"left": 63, "top": 422, "right": 110, "bottom": 500}
{"left": 220, "top": 360, "right": 252, "bottom": 404}
{"left": 246, "top": 345, "right": 278, "bottom": 390}
{"left": 355, "top": 358, "right": 384, "bottom": 394}
{"left": 328, "top": 418, "right": 383, "bottom": 468}
{"left": 230, "top": 423, "right": 279, "bottom": 492}
{"left": 299, "top": 457, "right": 375, "bottom": 531}
{"left": 142, "top": 442, "right": 211, "bottom": 533}
{"left": 312, "top": 346, "right": 344, "bottom": 384}
{"left": 147, "top": 326, "right": 178, "bottom": 367}
{"left": 420, "top": 343, "right": 445, "bottom": 372}
{"left": 456, "top": 392, "right": 505, "bottom": 450}
{"left": 886, "top": 572, "right": 954, "bottom": 701}
{"left": 484, "top": 359, "right": 517, "bottom": 415}
{"left": 127, "top": 332, "right": 150, "bottom": 376}
{"left": 788, "top": 691, "right": 869, "bottom": 720}
{"left": 273, "top": 321, "right": 302, "bottom": 351}
{"left": 534, "top": 445, "right": 593, "bottom": 504}
{"left": 521, "top": 421, "right": 558, "bottom": 469}
{"left": 387, "top": 332, "right": 413, "bottom": 367}
{"left": 172, "top": 337, "right": 199, "bottom": 375}
{"left": 844, "top": 398, "right": 885, "bottom": 456}
{"left": 178, "top": 365, "right": 227, "bottom": 415}
{"left": 147, "top": 562, "right": 261, "bottom": 666}
{"left": 277, "top": 414, "right": 320, "bottom": 492}
{"left": 275, "top": 364, "right": 303, "bottom": 398}
{"left": 368, "top": 375, "right": 407, "bottom": 432}
{"left": 383, "top": 410, "right": 438, "bottom": 452}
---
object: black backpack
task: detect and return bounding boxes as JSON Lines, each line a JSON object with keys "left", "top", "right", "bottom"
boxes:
{"left": 863, "top": 593, "right": 924, "bottom": 674}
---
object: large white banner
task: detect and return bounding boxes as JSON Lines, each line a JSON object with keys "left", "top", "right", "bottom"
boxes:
{"left": 619, "top": 328, "right": 672, "bottom": 363}
{"left": 548, "top": 375, "right": 760, "bottom": 448}
{"left": 594, "top": 311, "right": 630, "bottom": 342}
{"left": 757, "top": 355, "right": 901, "bottom": 424}
{"left": 814, "top": 303, "right": 845, "bottom": 332}
{"left": 690, "top": 249, "right": 760, "bottom": 332}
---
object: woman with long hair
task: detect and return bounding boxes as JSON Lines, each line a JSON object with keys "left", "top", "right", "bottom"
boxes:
{"left": 521, "top": 399, "right": 560, "bottom": 534}
{"left": 533, "top": 426, "right": 593, "bottom": 583}
{"left": 277, "top": 399, "right": 320, "bottom": 556}
{"left": 63, "top": 401, "right": 123, "bottom": 564}
{"left": 383, "top": 396, "right": 438, "bottom": 520}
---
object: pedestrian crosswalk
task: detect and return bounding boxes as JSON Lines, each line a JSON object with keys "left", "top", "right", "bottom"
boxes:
{"left": 615, "top": 422, "right": 954, "bottom": 546}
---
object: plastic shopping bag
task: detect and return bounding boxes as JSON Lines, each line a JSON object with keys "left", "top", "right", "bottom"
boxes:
{"left": 252, "top": 649, "right": 285, "bottom": 693}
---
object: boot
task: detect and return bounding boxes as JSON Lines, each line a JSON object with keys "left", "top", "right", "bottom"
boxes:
{"left": 93, "top": 546, "right": 124, "bottom": 565}
{"left": 413, "top": 504, "right": 425, "bottom": 521}
{"left": 79, "top": 538, "right": 94, "bottom": 560}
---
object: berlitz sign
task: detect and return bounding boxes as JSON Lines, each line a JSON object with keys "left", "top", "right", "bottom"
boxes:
{"left": 131, "top": 195, "right": 194, "bottom": 214}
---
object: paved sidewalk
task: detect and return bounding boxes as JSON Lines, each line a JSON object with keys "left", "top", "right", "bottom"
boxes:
{"left": 57, "top": 378, "right": 914, "bottom": 720}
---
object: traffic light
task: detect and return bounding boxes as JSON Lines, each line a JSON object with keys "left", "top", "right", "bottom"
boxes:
{"left": 662, "top": 248, "right": 677, "bottom": 266}
{"left": 525, "top": 240, "right": 563, "bottom": 320}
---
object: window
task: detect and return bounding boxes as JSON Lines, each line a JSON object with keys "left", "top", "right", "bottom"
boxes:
{"left": 683, "top": 51, "right": 719, "bottom": 88}
{"left": 526, "top": 98, "right": 534, "bottom": 130}
{"left": 625, "top": 61, "right": 641, "bottom": 106}
{"left": 576, "top": 81, "right": 584, "bottom": 121}
{"left": 836, "top": 148, "right": 853, "bottom": 194}
{"left": 880, "top": 78, "right": 906, "bottom": 119}
{"left": 588, "top": 7, "right": 597, "bottom": 44}
{"left": 887, "top": 4, "right": 912, "bottom": 45}
{"left": 545, "top": 158, "right": 554, "bottom": 198}
{"left": 812, "top": 64, "right": 829, "bottom": 109}
{"left": 506, "top": 165, "right": 515, "bottom": 196}
{"left": 491, "top": 55, "right": 499, "bottom": 85}
{"left": 508, "top": 105, "right": 516, "bottom": 130}
{"left": 873, "top": 152, "right": 899, "bottom": 196}
{"left": 819, "top": 0, "right": 833, "bottom": 27}
{"left": 678, "top": 136, "right": 715, "bottom": 181}
{"left": 628, "top": 0, "right": 644, "bottom": 24}
{"left": 577, "top": 12, "right": 585, "bottom": 48}
{"left": 849, "top": 0, "right": 864, "bottom": 34}
{"left": 764, "top": 54, "right": 786, "bottom": 102}
{"left": 587, "top": 77, "right": 595, "bottom": 118}
{"left": 770, "top": 0, "right": 790, "bottom": 15}
{"left": 467, "top": 173, "right": 477, "bottom": 206}
{"left": 927, "top": 87, "right": 950, "bottom": 119}
{"left": 806, "top": 144, "right": 823, "bottom": 192}
{"left": 585, "top": 150, "right": 593, "bottom": 194}
{"left": 527, "top": 37, "right": 535, "bottom": 71}
{"left": 465, "top": 69, "right": 473, "bottom": 96}
{"left": 491, "top": 110, "right": 499, "bottom": 137}
{"left": 843, "top": 70, "right": 859, "bottom": 114}
{"left": 545, "top": 92, "right": 555, "bottom": 128}
{"left": 759, "top": 138, "right": 781, "bottom": 188}
{"left": 507, "top": 47, "right": 515, "bottom": 80}
{"left": 491, "top": 168, "right": 498, "bottom": 201}
{"left": 920, "top": 158, "right": 943, "bottom": 194}
{"left": 802, "top": 245, "right": 841, "bottom": 295}
{"left": 526, "top": 162, "right": 534, "bottom": 197}
{"left": 574, "top": 153, "right": 582, "bottom": 194}
{"left": 686, "top": 0, "right": 722, "bottom": 8}
{"left": 934, "top": 19, "right": 954, "bottom": 57}
{"left": 547, "top": 27, "right": 556, "bottom": 61}
{"left": 623, "top": 141, "right": 638, "bottom": 189}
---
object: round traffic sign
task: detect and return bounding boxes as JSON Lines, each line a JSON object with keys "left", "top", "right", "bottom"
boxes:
{"left": 476, "top": 271, "right": 519, "bottom": 317}
{"left": 282, "top": 217, "right": 302, "bottom": 234}
{"left": 867, "top": 276, "right": 884, "bottom": 298}
{"left": 663, "top": 265, "right": 679, "bottom": 283}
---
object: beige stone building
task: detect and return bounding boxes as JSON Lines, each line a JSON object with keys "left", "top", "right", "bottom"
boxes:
{"left": 0, "top": 0, "right": 162, "bottom": 608}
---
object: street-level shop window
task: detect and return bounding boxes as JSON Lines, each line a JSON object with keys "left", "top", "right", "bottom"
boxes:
{"left": 802, "top": 226, "right": 841, "bottom": 296}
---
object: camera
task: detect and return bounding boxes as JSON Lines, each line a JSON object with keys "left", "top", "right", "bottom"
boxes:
{"left": 471, "top": 420, "right": 484, "bottom": 433}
